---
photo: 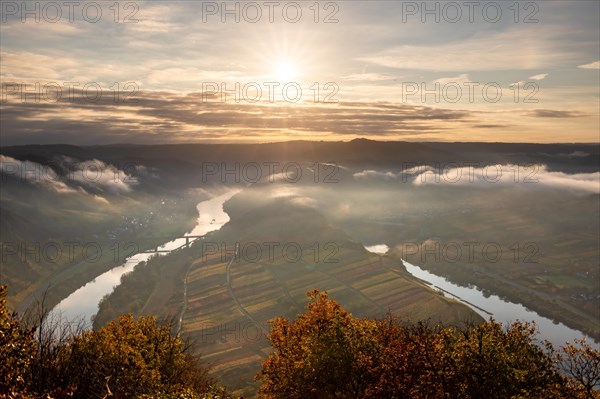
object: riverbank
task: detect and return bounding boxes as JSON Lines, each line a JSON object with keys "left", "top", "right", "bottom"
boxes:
{"left": 16, "top": 194, "right": 203, "bottom": 321}
{"left": 400, "top": 259, "right": 597, "bottom": 348}
{"left": 46, "top": 190, "right": 240, "bottom": 328}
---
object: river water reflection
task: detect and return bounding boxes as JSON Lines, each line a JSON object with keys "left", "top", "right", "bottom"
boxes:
{"left": 364, "top": 244, "right": 594, "bottom": 348}
{"left": 49, "top": 190, "right": 238, "bottom": 325}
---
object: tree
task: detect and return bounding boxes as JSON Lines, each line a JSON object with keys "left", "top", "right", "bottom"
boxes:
{"left": 62, "top": 314, "right": 216, "bottom": 398}
{"left": 257, "top": 289, "right": 378, "bottom": 399}
{"left": 364, "top": 318, "right": 563, "bottom": 399}
{"left": 0, "top": 285, "right": 36, "bottom": 398}
{"left": 258, "top": 290, "right": 599, "bottom": 399}
{"left": 363, "top": 317, "right": 440, "bottom": 399}
{"left": 432, "top": 320, "right": 562, "bottom": 399}
{"left": 557, "top": 339, "right": 600, "bottom": 399}
{"left": 1, "top": 285, "right": 233, "bottom": 398}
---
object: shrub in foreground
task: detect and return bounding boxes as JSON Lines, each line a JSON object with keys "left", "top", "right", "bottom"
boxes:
{"left": 258, "top": 289, "right": 600, "bottom": 399}
{"left": 0, "top": 285, "right": 231, "bottom": 399}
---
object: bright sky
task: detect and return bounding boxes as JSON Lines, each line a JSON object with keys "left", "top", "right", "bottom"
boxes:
{"left": 0, "top": 0, "right": 598, "bottom": 144}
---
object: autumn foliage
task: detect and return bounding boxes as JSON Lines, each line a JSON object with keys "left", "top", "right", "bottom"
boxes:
{"left": 258, "top": 289, "right": 600, "bottom": 399}
{"left": 3, "top": 285, "right": 599, "bottom": 398}
{"left": 0, "top": 285, "right": 229, "bottom": 399}
{"left": 0, "top": 285, "right": 36, "bottom": 398}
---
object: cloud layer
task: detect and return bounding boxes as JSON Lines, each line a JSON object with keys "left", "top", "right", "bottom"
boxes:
{"left": 0, "top": 155, "right": 139, "bottom": 196}
{"left": 354, "top": 164, "right": 600, "bottom": 194}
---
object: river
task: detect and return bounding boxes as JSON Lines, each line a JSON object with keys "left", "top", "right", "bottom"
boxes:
{"left": 49, "top": 203, "right": 594, "bottom": 349}
{"left": 364, "top": 244, "right": 594, "bottom": 349}
{"left": 48, "top": 190, "right": 238, "bottom": 325}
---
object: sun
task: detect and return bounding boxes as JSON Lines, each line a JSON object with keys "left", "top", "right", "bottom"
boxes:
{"left": 275, "top": 60, "right": 299, "bottom": 82}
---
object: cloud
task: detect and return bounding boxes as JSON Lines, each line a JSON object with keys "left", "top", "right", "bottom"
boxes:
{"left": 529, "top": 73, "right": 548, "bottom": 80}
{"left": 0, "top": 20, "right": 83, "bottom": 37}
{"left": 0, "top": 155, "right": 139, "bottom": 195}
{"left": 353, "top": 170, "right": 402, "bottom": 181}
{"left": 471, "top": 124, "right": 511, "bottom": 129}
{"left": 67, "top": 159, "right": 139, "bottom": 193}
{"left": 93, "top": 195, "right": 110, "bottom": 204}
{"left": 0, "top": 85, "right": 472, "bottom": 145}
{"left": 0, "top": 51, "right": 82, "bottom": 81}
{"left": 527, "top": 109, "right": 584, "bottom": 118}
{"left": 358, "top": 28, "right": 576, "bottom": 71}
{"left": 341, "top": 73, "right": 396, "bottom": 82}
{"left": 353, "top": 164, "right": 599, "bottom": 194}
{"left": 411, "top": 164, "right": 600, "bottom": 194}
{"left": 0, "top": 155, "right": 78, "bottom": 193}
{"left": 433, "top": 74, "right": 471, "bottom": 85}
{"left": 510, "top": 73, "right": 547, "bottom": 88}
{"left": 365, "top": 244, "right": 389, "bottom": 254}
{"left": 270, "top": 186, "right": 300, "bottom": 198}
{"left": 124, "top": 4, "right": 182, "bottom": 33}
{"left": 290, "top": 196, "right": 317, "bottom": 208}
{"left": 577, "top": 61, "right": 600, "bottom": 69}
{"left": 265, "top": 171, "right": 293, "bottom": 183}
{"left": 353, "top": 165, "right": 434, "bottom": 181}
{"left": 563, "top": 151, "right": 590, "bottom": 158}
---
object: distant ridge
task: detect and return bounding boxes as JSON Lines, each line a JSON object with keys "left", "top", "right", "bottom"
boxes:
{"left": 1, "top": 141, "right": 598, "bottom": 174}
